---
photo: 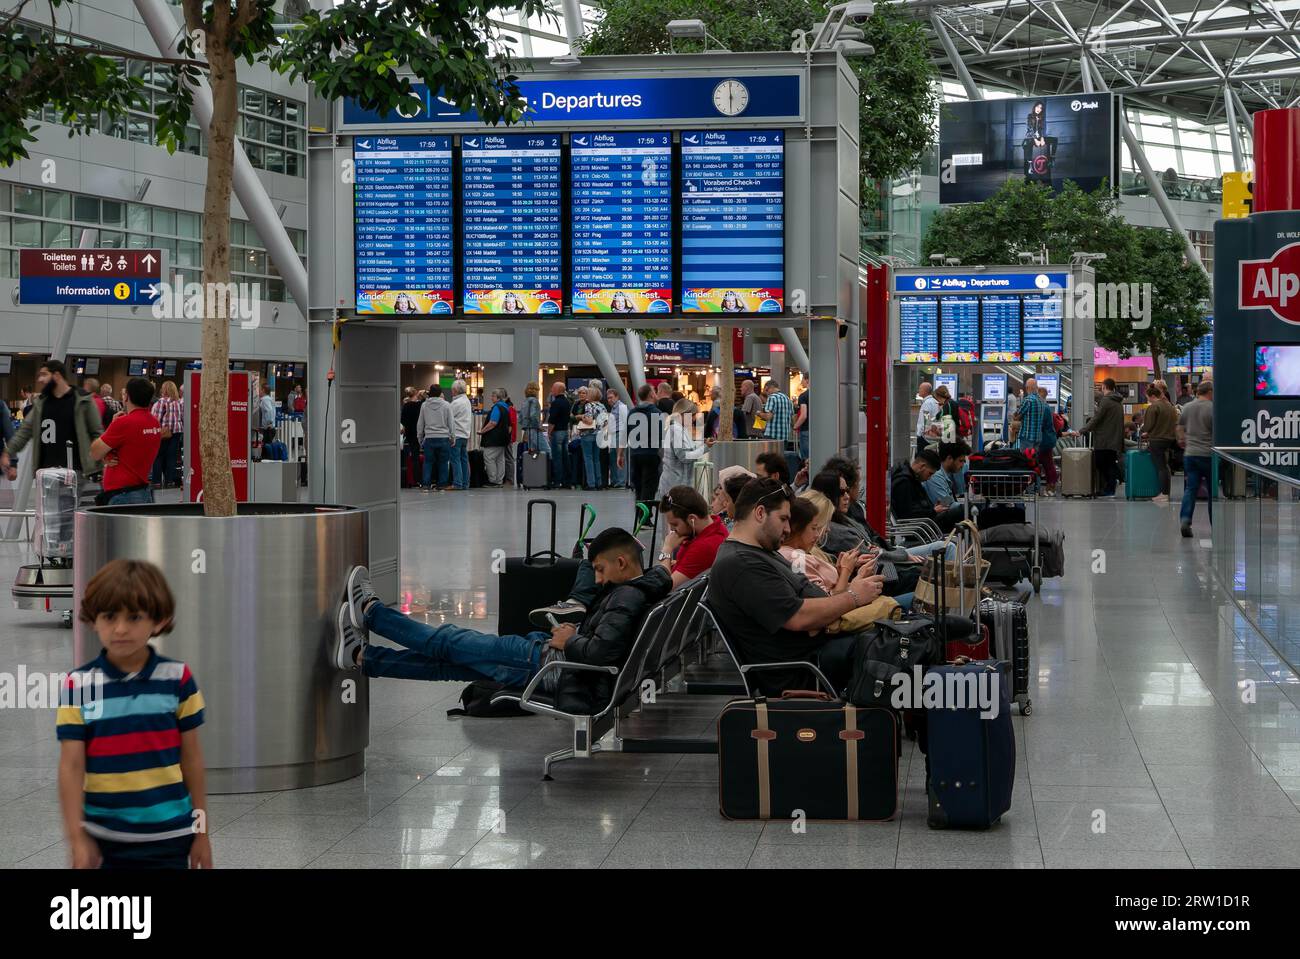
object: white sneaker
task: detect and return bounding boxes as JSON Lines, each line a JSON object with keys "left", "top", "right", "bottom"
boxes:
{"left": 335, "top": 603, "right": 366, "bottom": 670}
{"left": 346, "top": 565, "right": 379, "bottom": 630}
{"left": 1152, "top": 494, "right": 1170, "bottom": 505}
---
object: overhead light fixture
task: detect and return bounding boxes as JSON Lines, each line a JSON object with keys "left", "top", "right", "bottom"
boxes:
{"left": 834, "top": 38, "right": 874, "bottom": 57}
{"left": 929, "top": 253, "right": 945, "bottom": 265}
{"left": 666, "top": 19, "right": 707, "bottom": 38}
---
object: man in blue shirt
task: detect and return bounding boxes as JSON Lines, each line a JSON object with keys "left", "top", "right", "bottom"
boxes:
{"left": 1013, "top": 376, "right": 1044, "bottom": 451}
{"left": 925, "top": 440, "right": 970, "bottom": 508}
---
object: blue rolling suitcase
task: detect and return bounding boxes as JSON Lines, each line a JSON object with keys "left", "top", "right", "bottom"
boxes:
{"left": 925, "top": 660, "right": 1015, "bottom": 829}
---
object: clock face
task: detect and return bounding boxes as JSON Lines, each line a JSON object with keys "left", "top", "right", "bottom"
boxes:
{"left": 713, "top": 80, "right": 749, "bottom": 117}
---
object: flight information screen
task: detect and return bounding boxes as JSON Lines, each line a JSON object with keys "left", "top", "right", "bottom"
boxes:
{"left": 354, "top": 135, "right": 454, "bottom": 315}
{"left": 1194, "top": 320, "right": 1214, "bottom": 371}
{"left": 461, "top": 133, "right": 563, "bottom": 315}
{"left": 1023, "top": 291, "right": 1064, "bottom": 362}
{"left": 981, "top": 294, "right": 1021, "bottom": 362}
{"left": 940, "top": 294, "right": 979, "bottom": 362}
{"left": 898, "top": 296, "right": 939, "bottom": 363}
{"left": 680, "top": 129, "right": 784, "bottom": 314}
{"left": 570, "top": 132, "right": 673, "bottom": 315}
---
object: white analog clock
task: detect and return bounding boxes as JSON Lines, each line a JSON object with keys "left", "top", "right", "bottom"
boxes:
{"left": 712, "top": 79, "right": 749, "bottom": 117}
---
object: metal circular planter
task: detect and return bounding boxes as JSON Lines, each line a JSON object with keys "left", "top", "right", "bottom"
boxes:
{"left": 73, "top": 503, "right": 369, "bottom": 794}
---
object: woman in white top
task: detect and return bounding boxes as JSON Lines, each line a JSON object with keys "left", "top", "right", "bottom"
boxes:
{"left": 656, "top": 398, "right": 713, "bottom": 500}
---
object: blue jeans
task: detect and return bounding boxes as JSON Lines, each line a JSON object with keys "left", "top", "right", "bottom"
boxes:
{"left": 579, "top": 433, "right": 599, "bottom": 489}
{"left": 150, "top": 435, "right": 179, "bottom": 485}
{"left": 106, "top": 486, "right": 154, "bottom": 506}
{"left": 451, "top": 437, "right": 468, "bottom": 490}
{"left": 1181, "top": 455, "right": 1213, "bottom": 527}
{"left": 905, "top": 541, "right": 958, "bottom": 562}
{"left": 549, "top": 430, "right": 569, "bottom": 487}
{"left": 569, "top": 559, "right": 599, "bottom": 606}
{"left": 361, "top": 603, "right": 547, "bottom": 687}
{"left": 607, "top": 447, "right": 625, "bottom": 488}
{"left": 798, "top": 429, "right": 809, "bottom": 463}
{"left": 422, "top": 437, "right": 452, "bottom": 488}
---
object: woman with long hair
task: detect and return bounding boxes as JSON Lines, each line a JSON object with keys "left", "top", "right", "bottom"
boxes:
{"left": 656, "top": 398, "right": 713, "bottom": 500}
{"left": 150, "top": 380, "right": 183, "bottom": 488}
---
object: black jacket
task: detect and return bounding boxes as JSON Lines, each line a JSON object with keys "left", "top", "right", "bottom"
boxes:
{"left": 557, "top": 565, "right": 673, "bottom": 712}
{"left": 400, "top": 400, "right": 421, "bottom": 444}
{"left": 890, "top": 462, "right": 935, "bottom": 522}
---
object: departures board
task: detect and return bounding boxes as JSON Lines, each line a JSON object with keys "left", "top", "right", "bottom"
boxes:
{"left": 349, "top": 129, "right": 785, "bottom": 318}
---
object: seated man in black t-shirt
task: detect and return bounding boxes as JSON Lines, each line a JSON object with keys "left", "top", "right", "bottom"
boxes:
{"left": 707, "top": 477, "right": 885, "bottom": 694}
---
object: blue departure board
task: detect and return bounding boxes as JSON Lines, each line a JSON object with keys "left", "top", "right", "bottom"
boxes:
{"left": 1023, "top": 292, "right": 1064, "bottom": 362}
{"left": 570, "top": 132, "right": 673, "bottom": 315}
{"left": 1166, "top": 352, "right": 1192, "bottom": 374}
{"left": 940, "top": 295, "right": 979, "bottom": 362}
{"left": 354, "top": 135, "right": 454, "bottom": 315}
{"left": 680, "top": 129, "right": 784, "bottom": 314}
{"left": 899, "top": 296, "right": 939, "bottom": 363}
{"left": 981, "top": 295, "right": 1021, "bottom": 362}
{"left": 1194, "top": 319, "right": 1214, "bottom": 371}
{"left": 462, "top": 133, "right": 563, "bottom": 315}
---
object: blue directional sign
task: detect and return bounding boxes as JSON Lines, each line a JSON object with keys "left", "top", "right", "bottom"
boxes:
{"left": 342, "top": 75, "right": 803, "bottom": 128}
{"left": 20, "top": 249, "right": 163, "bottom": 306}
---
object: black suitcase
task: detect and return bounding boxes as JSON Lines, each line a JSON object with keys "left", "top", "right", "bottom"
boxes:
{"left": 469, "top": 449, "right": 488, "bottom": 488}
{"left": 497, "top": 500, "right": 582, "bottom": 639}
{"left": 979, "top": 597, "right": 1031, "bottom": 715}
{"left": 718, "top": 692, "right": 898, "bottom": 822}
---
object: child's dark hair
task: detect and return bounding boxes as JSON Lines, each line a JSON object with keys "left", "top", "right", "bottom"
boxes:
{"left": 78, "top": 559, "right": 176, "bottom": 634}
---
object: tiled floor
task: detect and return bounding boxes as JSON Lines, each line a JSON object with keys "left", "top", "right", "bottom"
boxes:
{"left": 3, "top": 480, "right": 1299, "bottom": 868}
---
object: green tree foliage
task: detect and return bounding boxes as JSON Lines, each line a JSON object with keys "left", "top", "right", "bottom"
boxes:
{"left": 922, "top": 178, "right": 1210, "bottom": 379}
{"left": 581, "top": 0, "right": 940, "bottom": 183}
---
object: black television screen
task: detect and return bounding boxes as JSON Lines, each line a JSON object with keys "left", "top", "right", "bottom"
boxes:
{"left": 940, "top": 93, "right": 1116, "bottom": 204}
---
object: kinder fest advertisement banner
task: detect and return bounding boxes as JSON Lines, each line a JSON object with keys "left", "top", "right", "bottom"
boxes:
{"left": 682, "top": 287, "right": 783, "bottom": 314}
{"left": 358, "top": 290, "right": 454, "bottom": 315}
{"left": 573, "top": 289, "right": 672, "bottom": 314}
{"left": 464, "top": 289, "right": 562, "bottom": 315}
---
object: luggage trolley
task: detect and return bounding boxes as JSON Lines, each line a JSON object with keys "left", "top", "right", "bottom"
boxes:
{"left": 12, "top": 443, "right": 95, "bottom": 627}
{"left": 965, "top": 468, "right": 1043, "bottom": 593}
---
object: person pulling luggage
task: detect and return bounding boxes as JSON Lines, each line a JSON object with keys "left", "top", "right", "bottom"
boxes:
{"left": 0, "top": 359, "right": 103, "bottom": 482}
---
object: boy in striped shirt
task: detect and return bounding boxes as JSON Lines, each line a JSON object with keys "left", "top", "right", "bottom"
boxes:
{"left": 57, "top": 559, "right": 212, "bottom": 869}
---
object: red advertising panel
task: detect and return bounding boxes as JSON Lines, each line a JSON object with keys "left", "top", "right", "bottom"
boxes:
{"left": 185, "top": 371, "right": 251, "bottom": 503}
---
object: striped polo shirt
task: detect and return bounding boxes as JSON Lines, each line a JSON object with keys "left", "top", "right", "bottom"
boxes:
{"left": 56, "top": 647, "right": 205, "bottom": 843}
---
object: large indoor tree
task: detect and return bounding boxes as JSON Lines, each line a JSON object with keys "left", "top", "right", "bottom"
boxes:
{"left": 923, "top": 178, "right": 1210, "bottom": 381}
{"left": 582, "top": 0, "right": 939, "bottom": 436}
{"left": 1, "top": 0, "right": 547, "bottom": 515}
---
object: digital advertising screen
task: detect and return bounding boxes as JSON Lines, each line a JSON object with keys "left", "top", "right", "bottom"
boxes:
{"left": 939, "top": 93, "right": 1116, "bottom": 204}
{"left": 570, "top": 132, "right": 673, "bottom": 315}
{"left": 680, "top": 129, "right": 784, "bottom": 314}
{"left": 1255, "top": 344, "right": 1300, "bottom": 397}
{"left": 939, "top": 294, "right": 979, "bottom": 362}
{"left": 981, "top": 294, "right": 1022, "bottom": 362}
{"left": 354, "top": 135, "right": 455, "bottom": 316}
{"left": 898, "top": 296, "right": 939, "bottom": 363}
{"left": 461, "top": 133, "right": 563, "bottom": 315}
{"left": 1023, "top": 291, "right": 1065, "bottom": 362}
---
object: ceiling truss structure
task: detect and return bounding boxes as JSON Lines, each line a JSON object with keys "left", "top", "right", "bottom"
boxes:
{"left": 904, "top": 0, "right": 1300, "bottom": 128}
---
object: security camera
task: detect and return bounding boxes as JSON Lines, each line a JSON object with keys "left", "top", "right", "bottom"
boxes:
{"left": 843, "top": 0, "right": 874, "bottom": 24}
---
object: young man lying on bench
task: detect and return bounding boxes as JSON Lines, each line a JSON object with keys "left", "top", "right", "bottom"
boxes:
{"left": 335, "top": 529, "right": 672, "bottom": 710}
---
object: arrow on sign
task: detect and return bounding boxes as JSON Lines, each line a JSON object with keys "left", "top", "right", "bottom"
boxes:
{"left": 142, "top": 284, "right": 161, "bottom": 300}
{"left": 141, "top": 253, "right": 157, "bottom": 270}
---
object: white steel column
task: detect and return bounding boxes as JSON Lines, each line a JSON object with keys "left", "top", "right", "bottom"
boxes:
{"left": 777, "top": 328, "right": 810, "bottom": 375}
{"left": 134, "top": 0, "right": 309, "bottom": 315}
{"left": 622, "top": 330, "right": 647, "bottom": 396}
{"left": 1223, "top": 83, "right": 1246, "bottom": 171}
{"left": 1085, "top": 58, "right": 1210, "bottom": 280}
{"left": 931, "top": 13, "right": 981, "bottom": 100}
{"left": 579, "top": 328, "right": 632, "bottom": 406}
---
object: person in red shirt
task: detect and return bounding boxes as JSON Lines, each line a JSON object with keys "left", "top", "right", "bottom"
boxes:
{"left": 89, "top": 378, "right": 162, "bottom": 506}
{"left": 657, "top": 485, "right": 729, "bottom": 588}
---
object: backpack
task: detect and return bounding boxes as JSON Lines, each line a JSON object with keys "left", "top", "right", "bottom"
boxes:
{"left": 957, "top": 403, "right": 974, "bottom": 437}
{"left": 446, "top": 680, "right": 533, "bottom": 718}
{"left": 1053, "top": 411, "right": 1066, "bottom": 434}
{"left": 508, "top": 404, "right": 518, "bottom": 442}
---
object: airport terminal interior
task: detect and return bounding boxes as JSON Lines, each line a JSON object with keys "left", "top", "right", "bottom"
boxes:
{"left": 2, "top": 0, "right": 1300, "bottom": 877}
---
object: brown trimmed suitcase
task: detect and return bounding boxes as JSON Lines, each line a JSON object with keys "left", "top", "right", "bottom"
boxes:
{"left": 718, "top": 692, "right": 898, "bottom": 822}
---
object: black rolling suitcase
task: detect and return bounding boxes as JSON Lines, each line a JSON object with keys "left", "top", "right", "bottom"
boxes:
{"left": 469, "top": 449, "right": 488, "bottom": 488}
{"left": 497, "top": 500, "right": 582, "bottom": 639}
{"left": 718, "top": 692, "right": 898, "bottom": 822}
{"left": 979, "top": 597, "right": 1031, "bottom": 715}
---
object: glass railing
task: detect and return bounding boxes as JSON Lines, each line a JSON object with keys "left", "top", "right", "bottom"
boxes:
{"left": 1211, "top": 448, "right": 1300, "bottom": 671}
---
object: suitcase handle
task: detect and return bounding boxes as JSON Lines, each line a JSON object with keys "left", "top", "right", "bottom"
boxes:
{"left": 525, "top": 499, "right": 558, "bottom": 561}
{"left": 779, "top": 689, "right": 834, "bottom": 701}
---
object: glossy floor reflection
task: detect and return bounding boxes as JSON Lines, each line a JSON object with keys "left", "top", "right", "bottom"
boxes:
{"left": 3, "top": 480, "right": 1299, "bottom": 868}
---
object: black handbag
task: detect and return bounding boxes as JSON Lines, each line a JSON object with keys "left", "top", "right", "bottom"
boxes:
{"left": 846, "top": 619, "right": 945, "bottom": 709}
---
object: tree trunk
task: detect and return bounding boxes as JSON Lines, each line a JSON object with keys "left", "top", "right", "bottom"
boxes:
{"left": 198, "top": 39, "right": 238, "bottom": 517}
{"left": 718, "top": 326, "right": 735, "bottom": 439}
